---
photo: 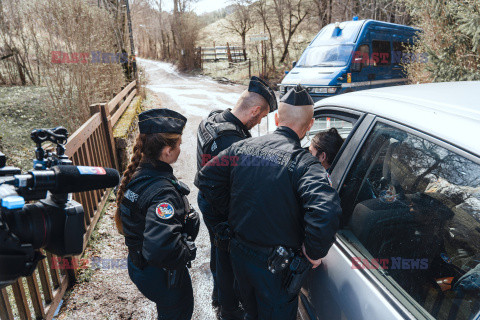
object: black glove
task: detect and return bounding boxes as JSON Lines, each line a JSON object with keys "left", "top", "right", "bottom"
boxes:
{"left": 214, "top": 222, "right": 233, "bottom": 251}
{"left": 182, "top": 233, "right": 197, "bottom": 263}
{"left": 184, "top": 209, "right": 200, "bottom": 240}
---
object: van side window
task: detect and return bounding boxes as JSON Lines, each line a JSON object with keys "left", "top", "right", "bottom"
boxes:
{"left": 392, "top": 42, "right": 408, "bottom": 64}
{"left": 340, "top": 122, "right": 480, "bottom": 320}
{"left": 358, "top": 44, "right": 370, "bottom": 69}
{"left": 371, "top": 40, "right": 391, "bottom": 66}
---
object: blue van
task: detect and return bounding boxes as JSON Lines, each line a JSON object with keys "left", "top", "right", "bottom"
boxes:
{"left": 279, "top": 19, "right": 421, "bottom": 101}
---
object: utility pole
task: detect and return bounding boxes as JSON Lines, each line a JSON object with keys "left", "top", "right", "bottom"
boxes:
{"left": 124, "top": 0, "right": 137, "bottom": 79}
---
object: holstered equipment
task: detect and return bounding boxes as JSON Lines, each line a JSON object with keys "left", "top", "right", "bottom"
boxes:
{"left": 282, "top": 254, "right": 312, "bottom": 295}
{"left": 267, "top": 246, "right": 294, "bottom": 274}
{"left": 183, "top": 233, "right": 197, "bottom": 263}
{"left": 165, "top": 234, "right": 196, "bottom": 289}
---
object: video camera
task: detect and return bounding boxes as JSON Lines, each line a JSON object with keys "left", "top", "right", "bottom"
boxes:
{"left": 0, "top": 127, "right": 120, "bottom": 288}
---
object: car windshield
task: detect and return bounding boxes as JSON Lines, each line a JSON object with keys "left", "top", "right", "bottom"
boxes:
{"left": 296, "top": 45, "right": 354, "bottom": 67}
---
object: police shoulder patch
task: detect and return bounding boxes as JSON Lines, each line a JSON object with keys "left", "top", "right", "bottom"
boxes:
{"left": 155, "top": 202, "right": 175, "bottom": 220}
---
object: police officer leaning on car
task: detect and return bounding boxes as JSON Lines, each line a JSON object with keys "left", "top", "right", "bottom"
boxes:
{"left": 196, "top": 76, "right": 277, "bottom": 320}
{"left": 195, "top": 85, "right": 342, "bottom": 320}
{"left": 115, "top": 108, "right": 200, "bottom": 320}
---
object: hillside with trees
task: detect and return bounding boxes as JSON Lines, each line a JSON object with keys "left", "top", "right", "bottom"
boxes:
{"left": 132, "top": 0, "right": 479, "bottom": 84}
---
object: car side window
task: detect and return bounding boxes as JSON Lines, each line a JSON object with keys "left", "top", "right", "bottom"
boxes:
{"left": 301, "top": 116, "right": 354, "bottom": 149}
{"left": 339, "top": 122, "right": 480, "bottom": 320}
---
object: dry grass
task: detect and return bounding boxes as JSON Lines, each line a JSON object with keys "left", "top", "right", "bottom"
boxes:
{"left": 198, "top": 1, "right": 320, "bottom": 84}
{"left": 0, "top": 86, "right": 59, "bottom": 171}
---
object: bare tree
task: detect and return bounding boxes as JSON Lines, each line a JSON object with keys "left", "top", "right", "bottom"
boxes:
{"left": 311, "top": 0, "right": 330, "bottom": 28}
{"left": 272, "top": 0, "right": 311, "bottom": 63}
{"left": 171, "top": 0, "right": 201, "bottom": 70}
{"left": 254, "top": 0, "right": 276, "bottom": 71}
{"left": 224, "top": 0, "right": 254, "bottom": 61}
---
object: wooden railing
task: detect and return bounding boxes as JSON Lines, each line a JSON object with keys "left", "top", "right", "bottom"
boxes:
{"left": 200, "top": 43, "right": 246, "bottom": 62}
{"left": 0, "top": 80, "right": 137, "bottom": 320}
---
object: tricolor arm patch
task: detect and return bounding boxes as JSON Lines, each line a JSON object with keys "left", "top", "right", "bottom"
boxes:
{"left": 155, "top": 202, "right": 175, "bottom": 220}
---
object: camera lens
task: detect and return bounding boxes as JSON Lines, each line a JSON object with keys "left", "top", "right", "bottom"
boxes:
{"left": 3, "top": 196, "right": 85, "bottom": 256}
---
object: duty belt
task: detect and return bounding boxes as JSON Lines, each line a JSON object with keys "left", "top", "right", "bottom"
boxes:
{"left": 231, "top": 236, "right": 274, "bottom": 262}
{"left": 232, "top": 236, "right": 295, "bottom": 275}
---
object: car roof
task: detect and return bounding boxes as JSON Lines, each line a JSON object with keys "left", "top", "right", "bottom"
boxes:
{"left": 315, "top": 81, "right": 480, "bottom": 158}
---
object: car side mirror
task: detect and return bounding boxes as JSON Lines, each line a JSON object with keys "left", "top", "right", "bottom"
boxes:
{"left": 292, "top": 61, "right": 297, "bottom": 68}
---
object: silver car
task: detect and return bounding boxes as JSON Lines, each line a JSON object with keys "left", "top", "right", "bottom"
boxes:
{"left": 298, "top": 82, "right": 480, "bottom": 320}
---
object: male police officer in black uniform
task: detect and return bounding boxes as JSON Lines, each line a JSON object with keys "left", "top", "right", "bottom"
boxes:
{"left": 196, "top": 76, "right": 277, "bottom": 319}
{"left": 195, "top": 85, "right": 342, "bottom": 320}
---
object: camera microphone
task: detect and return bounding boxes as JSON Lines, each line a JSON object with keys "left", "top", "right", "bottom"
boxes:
{"left": 14, "top": 165, "right": 120, "bottom": 194}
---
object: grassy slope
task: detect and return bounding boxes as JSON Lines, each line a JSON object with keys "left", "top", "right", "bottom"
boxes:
{"left": 0, "top": 86, "right": 58, "bottom": 171}
{"left": 198, "top": 2, "right": 321, "bottom": 84}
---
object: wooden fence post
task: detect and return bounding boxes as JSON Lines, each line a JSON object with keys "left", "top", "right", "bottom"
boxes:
{"left": 0, "top": 288, "right": 14, "bottom": 320}
{"left": 248, "top": 59, "right": 251, "bottom": 78}
{"left": 99, "top": 103, "right": 119, "bottom": 170}
{"left": 90, "top": 103, "right": 101, "bottom": 116}
{"left": 213, "top": 41, "right": 217, "bottom": 61}
{"left": 227, "top": 42, "right": 232, "bottom": 63}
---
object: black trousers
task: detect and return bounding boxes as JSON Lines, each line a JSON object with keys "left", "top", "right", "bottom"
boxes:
{"left": 198, "top": 192, "right": 242, "bottom": 314}
{"left": 197, "top": 192, "right": 218, "bottom": 303}
{"left": 229, "top": 239, "right": 299, "bottom": 320}
{"left": 128, "top": 255, "right": 193, "bottom": 320}
{"left": 216, "top": 246, "right": 241, "bottom": 313}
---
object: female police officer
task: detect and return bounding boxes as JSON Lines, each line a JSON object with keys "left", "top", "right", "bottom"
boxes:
{"left": 115, "top": 108, "right": 200, "bottom": 320}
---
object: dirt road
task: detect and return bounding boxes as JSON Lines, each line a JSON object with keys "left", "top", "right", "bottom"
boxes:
{"left": 143, "top": 58, "right": 246, "bottom": 320}
{"left": 57, "top": 58, "right": 269, "bottom": 319}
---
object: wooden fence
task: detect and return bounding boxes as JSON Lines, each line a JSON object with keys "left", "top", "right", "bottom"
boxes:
{"left": 200, "top": 43, "right": 246, "bottom": 63}
{"left": 0, "top": 80, "right": 137, "bottom": 320}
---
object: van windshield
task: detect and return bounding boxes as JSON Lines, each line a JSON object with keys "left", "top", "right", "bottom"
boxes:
{"left": 311, "top": 22, "right": 363, "bottom": 45}
{"left": 296, "top": 44, "right": 354, "bottom": 67}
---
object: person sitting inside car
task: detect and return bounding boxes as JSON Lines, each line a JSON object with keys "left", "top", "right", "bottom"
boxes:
{"left": 309, "top": 127, "right": 344, "bottom": 171}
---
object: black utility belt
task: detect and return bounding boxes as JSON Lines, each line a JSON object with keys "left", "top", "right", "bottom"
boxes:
{"left": 232, "top": 237, "right": 312, "bottom": 295}
{"left": 231, "top": 236, "right": 274, "bottom": 258}
{"left": 129, "top": 249, "right": 189, "bottom": 290}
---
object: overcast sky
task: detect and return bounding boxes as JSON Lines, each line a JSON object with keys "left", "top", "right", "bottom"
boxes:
{"left": 162, "top": 0, "right": 230, "bottom": 14}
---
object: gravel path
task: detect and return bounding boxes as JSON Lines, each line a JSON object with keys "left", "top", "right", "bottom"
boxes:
{"left": 55, "top": 58, "right": 272, "bottom": 319}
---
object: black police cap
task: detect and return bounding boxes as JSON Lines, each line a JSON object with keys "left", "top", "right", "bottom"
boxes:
{"left": 138, "top": 108, "right": 186, "bottom": 134}
{"left": 248, "top": 76, "right": 278, "bottom": 112}
{"left": 280, "top": 84, "right": 314, "bottom": 106}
